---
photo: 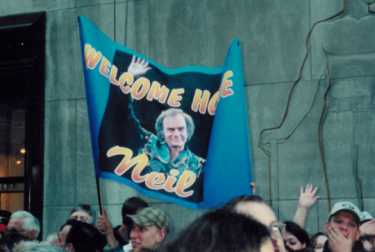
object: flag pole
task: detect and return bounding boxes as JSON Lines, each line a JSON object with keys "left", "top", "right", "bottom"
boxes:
{"left": 95, "top": 176, "right": 103, "bottom": 215}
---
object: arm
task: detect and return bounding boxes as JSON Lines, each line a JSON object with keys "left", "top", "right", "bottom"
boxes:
{"left": 127, "top": 56, "right": 153, "bottom": 139}
{"left": 97, "top": 209, "right": 120, "bottom": 249}
{"left": 293, "top": 184, "right": 319, "bottom": 228}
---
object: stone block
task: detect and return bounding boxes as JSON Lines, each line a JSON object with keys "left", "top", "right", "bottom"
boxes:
{"left": 44, "top": 100, "right": 76, "bottom": 206}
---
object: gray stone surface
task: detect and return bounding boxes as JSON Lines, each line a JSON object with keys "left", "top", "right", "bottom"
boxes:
{"left": 149, "top": 202, "right": 205, "bottom": 240}
{"left": 44, "top": 100, "right": 77, "bottom": 207}
{"left": 46, "top": 4, "right": 115, "bottom": 101}
{"left": 100, "top": 179, "right": 138, "bottom": 205}
{"left": 125, "top": 0, "right": 310, "bottom": 85}
{"left": 76, "top": 0, "right": 115, "bottom": 7}
{"left": 43, "top": 206, "right": 72, "bottom": 238}
{"left": 0, "top": 0, "right": 75, "bottom": 16}
{"left": 278, "top": 199, "right": 320, "bottom": 233}
{"left": 76, "top": 100, "right": 98, "bottom": 204}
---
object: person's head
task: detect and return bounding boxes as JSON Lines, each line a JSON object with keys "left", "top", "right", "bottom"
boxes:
{"left": 7, "top": 211, "right": 40, "bottom": 240}
{"left": 310, "top": 232, "right": 328, "bottom": 252}
{"left": 64, "top": 221, "right": 106, "bottom": 252}
{"left": 13, "top": 241, "right": 65, "bottom": 252}
{"left": 69, "top": 204, "right": 94, "bottom": 224}
{"left": 223, "top": 195, "right": 286, "bottom": 252}
{"left": 326, "top": 201, "right": 361, "bottom": 239}
{"left": 155, "top": 108, "right": 195, "bottom": 151}
{"left": 224, "top": 195, "right": 277, "bottom": 227}
{"left": 122, "top": 197, "right": 149, "bottom": 226}
{"left": 128, "top": 207, "right": 169, "bottom": 252}
{"left": 283, "top": 221, "right": 310, "bottom": 251}
{"left": 359, "top": 214, "right": 375, "bottom": 252}
{"left": 161, "top": 209, "right": 273, "bottom": 252}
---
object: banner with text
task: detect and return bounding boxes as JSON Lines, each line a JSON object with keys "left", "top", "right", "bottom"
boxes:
{"left": 78, "top": 16, "right": 252, "bottom": 208}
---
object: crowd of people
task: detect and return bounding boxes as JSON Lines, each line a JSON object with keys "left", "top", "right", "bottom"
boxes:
{"left": 0, "top": 184, "right": 374, "bottom": 252}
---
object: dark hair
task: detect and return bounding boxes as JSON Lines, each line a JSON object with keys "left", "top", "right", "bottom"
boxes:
{"left": 160, "top": 209, "right": 271, "bottom": 252}
{"left": 59, "top": 219, "right": 79, "bottom": 231}
{"left": 121, "top": 197, "right": 148, "bottom": 224}
{"left": 284, "top": 221, "right": 311, "bottom": 248}
{"left": 0, "top": 210, "right": 11, "bottom": 225}
{"left": 65, "top": 221, "right": 106, "bottom": 252}
{"left": 222, "top": 194, "right": 265, "bottom": 211}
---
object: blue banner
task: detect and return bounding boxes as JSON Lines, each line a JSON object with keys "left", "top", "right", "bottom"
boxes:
{"left": 78, "top": 16, "right": 252, "bottom": 208}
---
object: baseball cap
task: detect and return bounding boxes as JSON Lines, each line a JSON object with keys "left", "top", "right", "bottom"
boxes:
{"left": 329, "top": 201, "right": 362, "bottom": 223}
{"left": 128, "top": 207, "right": 168, "bottom": 229}
{"left": 361, "top": 211, "right": 374, "bottom": 223}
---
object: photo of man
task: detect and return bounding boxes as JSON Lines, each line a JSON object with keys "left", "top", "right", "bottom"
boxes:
{"left": 141, "top": 108, "right": 205, "bottom": 177}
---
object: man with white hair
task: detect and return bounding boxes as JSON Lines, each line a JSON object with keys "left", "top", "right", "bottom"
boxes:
{"left": 13, "top": 241, "right": 64, "bottom": 252}
{"left": 0, "top": 211, "right": 40, "bottom": 251}
{"left": 7, "top": 210, "right": 40, "bottom": 240}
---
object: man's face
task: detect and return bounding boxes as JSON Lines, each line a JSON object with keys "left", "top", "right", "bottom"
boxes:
{"left": 163, "top": 114, "right": 188, "bottom": 151}
{"left": 130, "top": 224, "right": 165, "bottom": 252}
{"left": 283, "top": 231, "right": 306, "bottom": 251}
{"left": 327, "top": 211, "right": 359, "bottom": 239}
{"left": 6, "top": 218, "right": 31, "bottom": 239}
{"left": 7, "top": 218, "right": 23, "bottom": 232}
{"left": 70, "top": 210, "right": 92, "bottom": 224}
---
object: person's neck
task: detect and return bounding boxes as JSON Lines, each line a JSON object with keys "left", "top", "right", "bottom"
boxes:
{"left": 170, "top": 147, "right": 183, "bottom": 161}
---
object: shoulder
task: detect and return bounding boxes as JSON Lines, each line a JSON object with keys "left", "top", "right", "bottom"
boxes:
{"left": 187, "top": 150, "right": 205, "bottom": 164}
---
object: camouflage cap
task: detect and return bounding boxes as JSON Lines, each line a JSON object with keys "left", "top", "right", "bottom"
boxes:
{"left": 128, "top": 207, "right": 168, "bottom": 229}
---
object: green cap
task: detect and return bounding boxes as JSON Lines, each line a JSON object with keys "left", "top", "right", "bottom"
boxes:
{"left": 128, "top": 207, "right": 168, "bottom": 229}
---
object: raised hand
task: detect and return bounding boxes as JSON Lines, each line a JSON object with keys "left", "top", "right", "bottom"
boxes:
{"left": 97, "top": 209, "right": 119, "bottom": 248}
{"left": 96, "top": 209, "right": 113, "bottom": 235}
{"left": 127, "top": 56, "right": 151, "bottom": 77}
{"left": 293, "top": 184, "right": 319, "bottom": 227}
{"left": 298, "top": 184, "right": 319, "bottom": 209}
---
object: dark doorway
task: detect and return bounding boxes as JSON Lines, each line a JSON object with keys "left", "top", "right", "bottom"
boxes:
{"left": 0, "top": 12, "right": 45, "bottom": 224}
